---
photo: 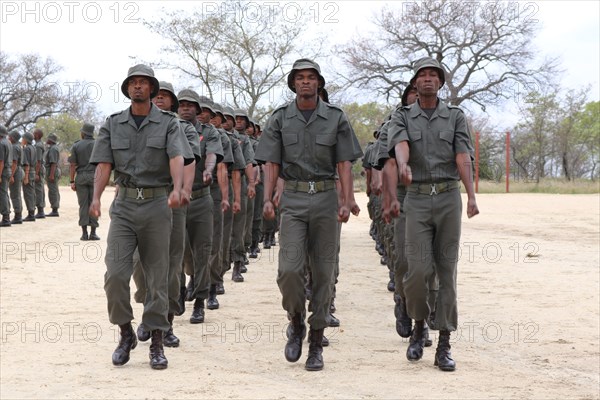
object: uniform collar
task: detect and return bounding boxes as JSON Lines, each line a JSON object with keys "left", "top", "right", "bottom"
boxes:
{"left": 409, "top": 98, "right": 450, "bottom": 119}
{"left": 117, "top": 103, "right": 163, "bottom": 125}
{"left": 285, "top": 98, "right": 328, "bottom": 121}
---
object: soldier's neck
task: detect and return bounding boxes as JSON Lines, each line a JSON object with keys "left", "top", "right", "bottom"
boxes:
{"left": 418, "top": 96, "right": 438, "bottom": 110}
{"left": 130, "top": 101, "right": 152, "bottom": 116}
{"left": 296, "top": 96, "right": 318, "bottom": 111}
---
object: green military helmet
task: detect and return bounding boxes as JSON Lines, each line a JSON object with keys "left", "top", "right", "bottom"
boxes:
{"left": 222, "top": 105, "right": 236, "bottom": 121}
{"left": 158, "top": 81, "right": 179, "bottom": 112}
{"left": 120, "top": 64, "right": 160, "bottom": 99}
{"left": 46, "top": 133, "right": 59, "bottom": 144}
{"left": 212, "top": 103, "right": 226, "bottom": 121}
{"left": 287, "top": 58, "right": 326, "bottom": 93}
{"left": 233, "top": 108, "right": 250, "bottom": 124}
{"left": 198, "top": 95, "right": 216, "bottom": 116}
{"left": 22, "top": 132, "right": 34, "bottom": 143}
{"left": 80, "top": 122, "right": 95, "bottom": 138}
{"left": 9, "top": 130, "right": 21, "bottom": 142}
{"left": 177, "top": 89, "right": 202, "bottom": 114}
{"left": 410, "top": 57, "right": 446, "bottom": 88}
{"left": 0, "top": 125, "right": 7, "bottom": 137}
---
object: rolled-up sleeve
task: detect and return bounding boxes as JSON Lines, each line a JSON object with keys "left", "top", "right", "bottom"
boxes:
{"left": 89, "top": 118, "right": 114, "bottom": 167}
{"left": 255, "top": 112, "right": 282, "bottom": 165}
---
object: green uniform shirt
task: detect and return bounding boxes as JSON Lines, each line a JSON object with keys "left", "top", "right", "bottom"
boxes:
{"left": 68, "top": 138, "right": 96, "bottom": 173}
{"left": 90, "top": 104, "right": 192, "bottom": 188}
{"left": 23, "top": 143, "right": 36, "bottom": 180}
{"left": 233, "top": 130, "right": 256, "bottom": 167}
{"left": 387, "top": 99, "right": 472, "bottom": 184}
{"left": 192, "top": 121, "right": 223, "bottom": 190}
{"left": 217, "top": 127, "right": 234, "bottom": 166}
{"left": 0, "top": 137, "right": 12, "bottom": 178}
{"left": 225, "top": 131, "right": 246, "bottom": 172}
{"left": 44, "top": 143, "right": 60, "bottom": 169}
{"left": 180, "top": 119, "right": 202, "bottom": 163}
{"left": 362, "top": 142, "right": 374, "bottom": 170}
{"left": 35, "top": 141, "right": 45, "bottom": 174}
{"left": 12, "top": 142, "right": 23, "bottom": 167}
{"left": 255, "top": 99, "right": 363, "bottom": 181}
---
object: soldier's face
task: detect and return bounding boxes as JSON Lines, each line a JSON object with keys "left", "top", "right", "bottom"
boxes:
{"left": 178, "top": 101, "right": 199, "bottom": 122}
{"left": 235, "top": 116, "right": 247, "bottom": 131}
{"left": 414, "top": 68, "right": 441, "bottom": 96}
{"left": 128, "top": 77, "right": 152, "bottom": 102}
{"left": 294, "top": 69, "right": 319, "bottom": 97}
{"left": 245, "top": 125, "right": 254, "bottom": 136}
{"left": 198, "top": 108, "right": 212, "bottom": 124}
{"left": 153, "top": 89, "right": 173, "bottom": 111}
{"left": 210, "top": 114, "right": 223, "bottom": 128}
{"left": 223, "top": 116, "right": 234, "bottom": 130}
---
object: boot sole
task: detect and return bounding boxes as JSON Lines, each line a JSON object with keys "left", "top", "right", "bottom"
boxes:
{"left": 434, "top": 359, "right": 456, "bottom": 371}
{"left": 150, "top": 363, "right": 168, "bottom": 370}
{"left": 305, "top": 365, "right": 323, "bottom": 371}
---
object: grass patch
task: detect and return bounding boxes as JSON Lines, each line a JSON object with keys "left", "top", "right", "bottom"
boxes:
{"left": 476, "top": 179, "right": 600, "bottom": 194}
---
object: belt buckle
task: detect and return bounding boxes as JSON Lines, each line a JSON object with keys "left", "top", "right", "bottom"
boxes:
{"left": 136, "top": 188, "right": 145, "bottom": 200}
{"left": 307, "top": 181, "right": 316, "bottom": 195}
{"left": 429, "top": 184, "right": 437, "bottom": 196}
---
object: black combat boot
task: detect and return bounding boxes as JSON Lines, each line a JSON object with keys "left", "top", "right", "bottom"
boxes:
{"left": 24, "top": 210, "right": 36, "bottom": 222}
{"left": 285, "top": 313, "right": 306, "bottom": 363}
{"left": 80, "top": 226, "right": 89, "bottom": 241}
{"left": 149, "top": 330, "right": 168, "bottom": 369}
{"left": 10, "top": 212, "right": 22, "bottom": 224}
{"left": 207, "top": 284, "right": 219, "bottom": 310}
{"left": 1, "top": 214, "right": 11, "bottom": 227}
{"left": 305, "top": 328, "right": 325, "bottom": 371}
{"left": 136, "top": 322, "right": 151, "bottom": 342}
{"left": 35, "top": 207, "right": 45, "bottom": 219}
{"left": 434, "top": 330, "right": 456, "bottom": 371}
{"left": 190, "top": 298, "right": 205, "bottom": 324}
{"left": 406, "top": 320, "right": 425, "bottom": 361}
{"left": 328, "top": 313, "right": 340, "bottom": 328}
{"left": 394, "top": 296, "right": 413, "bottom": 338}
{"left": 232, "top": 261, "right": 244, "bottom": 282}
{"left": 329, "top": 297, "right": 336, "bottom": 314}
{"left": 387, "top": 270, "right": 395, "bottom": 292}
{"left": 215, "top": 282, "right": 225, "bottom": 295}
{"left": 47, "top": 208, "right": 59, "bottom": 217}
{"left": 112, "top": 322, "right": 137, "bottom": 366}
{"left": 263, "top": 233, "right": 272, "bottom": 249}
{"left": 89, "top": 226, "right": 100, "bottom": 240}
{"left": 163, "top": 313, "right": 180, "bottom": 348}
{"left": 249, "top": 241, "right": 258, "bottom": 258}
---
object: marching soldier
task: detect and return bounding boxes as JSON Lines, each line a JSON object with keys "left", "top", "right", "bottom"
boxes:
{"left": 0, "top": 125, "right": 12, "bottom": 227}
{"left": 33, "top": 128, "right": 46, "bottom": 218}
{"left": 8, "top": 130, "right": 24, "bottom": 224}
{"left": 45, "top": 133, "right": 61, "bottom": 217}
{"left": 21, "top": 132, "right": 37, "bottom": 222}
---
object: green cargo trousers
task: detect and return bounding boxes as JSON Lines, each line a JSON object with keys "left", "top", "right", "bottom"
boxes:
{"left": 23, "top": 181, "right": 36, "bottom": 212}
{"left": 231, "top": 177, "right": 247, "bottom": 263}
{"left": 75, "top": 182, "right": 98, "bottom": 227}
{"left": 104, "top": 194, "right": 171, "bottom": 332}
{"left": 277, "top": 189, "right": 338, "bottom": 330}
{"left": 185, "top": 194, "right": 213, "bottom": 300}
{"left": 0, "top": 177, "right": 10, "bottom": 216}
{"left": 402, "top": 188, "right": 461, "bottom": 332}
{"left": 209, "top": 183, "right": 224, "bottom": 285}
{"left": 132, "top": 207, "right": 186, "bottom": 315}
{"left": 220, "top": 182, "right": 234, "bottom": 279}
{"left": 244, "top": 193, "right": 254, "bottom": 249}
{"left": 252, "top": 182, "right": 264, "bottom": 244}
{"left": 9, "top": 167, "right": 23, "bottom": 213}
{"left": 35, "top": 169, "right": 45, "bottom": 208}
{"left": 46, "top": 167, "right": 60, "bottom": 209}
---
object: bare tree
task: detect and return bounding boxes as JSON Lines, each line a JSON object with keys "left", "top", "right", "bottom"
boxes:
{"left": 144, "top": 0, "right": 322, "bottom": 119}
{"left": 336, "top": 0, "right": 559, "bottom": 110}
{"left": 0, "top": 52, "right": 98, "bottom": 133}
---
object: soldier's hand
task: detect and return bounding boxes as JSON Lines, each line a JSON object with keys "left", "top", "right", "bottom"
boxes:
{"left": 372, "top": 181, "right": 382, "bottom": 196}
{"left": 467, "top": 197, "right": 479, "bottom": 218}
{"left": 23, "top": 177, "right": 29, "bottom": 185}
{"left": 168, "top": 190, "right": 182, "bottom": 208}
{"left": 221, "top": 199, "right": 230, "bottom": 213}
{"left": 180, "top": 188, "right": 191, "bottom": 207}
{"left": 263, "top": 200, "right": 275, "bottom": 220}
{"left": 49, "top": 176, "right": 54, "bottom": 183}
{"left": 247, "top": 183, "right": 256, "bottom": 199}
{"left": 202, "top": 170, "right": 213, "bottom": 186}
{"left": 349, "top": 200, "right": 360, "bottom": 216}
{"left": 35, "top": 175, "right": 40, "bottom": 182}
{"left": 89, "top": 199, "right": 101, "bottom": 219}
{"left": 273, "top": 191, "right": 282, "bottom": 208}
{"left": 338, "top": 205, "right": 350, "bottom": 223}
{"left": 9, "top": 177, "right": 14, "bottom": 185}
{"left": 399, "top": 163, "right": 412, "bottom": 187}
{"left": 232, "top": 201, "right": 241, "bottom": 214}
{"left": 70, "top": 183, "right": 76, "bottom": 191}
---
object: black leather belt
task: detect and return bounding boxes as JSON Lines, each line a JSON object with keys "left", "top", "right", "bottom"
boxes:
{"left": 190, "top": 187, "right": 211, "bottom": 200}
{"left": 284, "top": 180, "right": 336, "bottom": 194}
{"left": 117, "top": 186, "right": 168, "bottom": 200}
{"left": 407, "top": 181, "right": 459, "bottom": 195}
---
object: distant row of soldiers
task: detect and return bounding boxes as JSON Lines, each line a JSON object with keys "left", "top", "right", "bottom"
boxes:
{"left": 0, "top": 127, "right": 61, "bottom": 227}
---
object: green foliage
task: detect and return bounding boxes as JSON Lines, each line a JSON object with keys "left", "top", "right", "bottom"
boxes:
{"left": 35, "top": 114, "right": 83, "bottom": 151}
{"left": 340, "top": 102, "right": 394, "bottom": 150}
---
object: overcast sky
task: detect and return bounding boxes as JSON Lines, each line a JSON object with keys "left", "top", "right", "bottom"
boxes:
{"left": 1, "top": 0, "right": 598, "bottom": 128}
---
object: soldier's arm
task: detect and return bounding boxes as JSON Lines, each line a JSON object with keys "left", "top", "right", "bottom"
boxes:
{"left": 0, "top": 160, "right": 3, "bottom": 183}
{"left": 456, "top": 152, "right": 479, "bottom": 218}
{"left": 69, "top": 162, "right": 77, "bottom": 190}
{"left": 262, "top": 162, "right": 280, "bottom": 219}
{"left": 217, "top": 162, "right": 230, "bottom": 212}
{"left": 10, "top": 158, "right": 17, "bottom": 180}
{"left": 337, "top": 160, "right": 356, "bottom": 223}
{"left": 232, "top": 169, "right": 241, "bottom": 213}
{"left": 89, "top": 162, "right": 112, "bottom": 218}
{"left": 382, "top": 158, "right": 400, "bottom": 223}
{"left": 168, "top": 155, "right": 184, "bottom": 208}
{"left": 244, "top": 163, "right": 256, "bottom": 199}
{"left": 203, "top": 153, "right": 216, "bottom": 185}
{"left": 49, "top": 161, "right": 57, "bottom": 183}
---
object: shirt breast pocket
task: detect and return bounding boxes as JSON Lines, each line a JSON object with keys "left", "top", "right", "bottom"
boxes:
{"left": 315, "top": 134, "right": 337, "bottom": 165}
{"left": 282, "top": 133, "right": 300, "bottom": 162}
{"left": 111, "top": 137, "right": 130, "bottom": 167}
{"left": 145, "top": 135, "right": 167, "bottom": 169}
{"left": 439, "top": 130, "right": 455, "bottom": 153}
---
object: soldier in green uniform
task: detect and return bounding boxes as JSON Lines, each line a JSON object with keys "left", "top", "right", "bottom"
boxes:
{"left": 89, "top": 64, "right": 192, "bottom": 370}
{"left": 69, "top": 123, "right": 99, "bottom": 240}
{"left": 8, "top": 131, "right": 24, "bottom": 224}
{"left": 256, "top": 59, "right": 362, "bottom": 371}
{"left": 219, "top": 105, "right": 245, "bottom": 292}
{"left": 21, "top": 132, "right": 37, "bottom": 222}
{"left": 249, "top": 121, "right": 263, "bottom": 258}
{"left": 177, "top": 89, "right": 223, "bottom": 324}
{"left": 33, "top": 129, "right": 46, "bottom": 218}
{"left": 45, "top": 134, "right": 61, "bottom": 217}
{"left": 388, "top": 57, "right": 479, "bottom": 371}
{"left": 133, "top": 81, "right": 201, "bottom": 347}
{"left": 0, "top": 125, "right": 12, "bottom": 227}
{"left": 230, "top": 108, "right": 256, "bottom": 281}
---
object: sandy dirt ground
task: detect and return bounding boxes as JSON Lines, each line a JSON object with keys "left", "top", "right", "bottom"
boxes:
{"left": 0, "top": 187, "right": 599, "bottom": 399}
